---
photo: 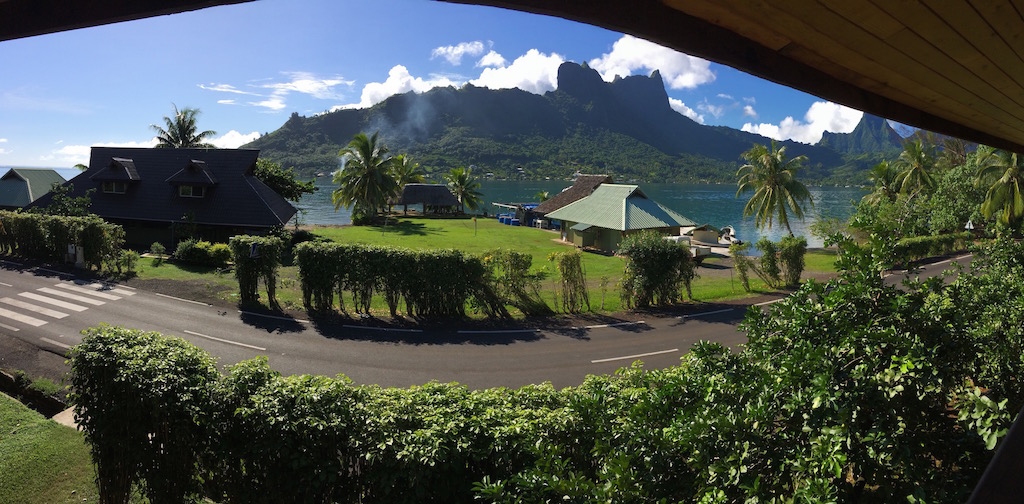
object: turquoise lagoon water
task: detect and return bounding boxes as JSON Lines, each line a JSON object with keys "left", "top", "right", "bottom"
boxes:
{"left": 294, "top": 179, "right": 866, "bottom": 248}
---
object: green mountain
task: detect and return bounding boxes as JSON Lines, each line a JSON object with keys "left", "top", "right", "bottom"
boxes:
{"left": 246, "top": 62, "right": 866, "bottom": 183}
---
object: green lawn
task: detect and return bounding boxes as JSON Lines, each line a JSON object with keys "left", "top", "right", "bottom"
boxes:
{"left": 137, "top": 217, "right": 838, "bottom": 316}
{"left": 0, "top": 394, "right": 98, "bottom": 503}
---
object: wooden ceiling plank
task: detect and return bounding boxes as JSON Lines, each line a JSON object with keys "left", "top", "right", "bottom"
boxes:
{"left": 664, "top": 0, "right": 791, "bottom": 51}
{"left": 929, "top": 2, "right": 1024, "bottom": 95}
{"left": 970, "top": 1, "right": 1024, "bottom": 66}
{"left": 872, "top": 1, "right": 1024, "bottom": 115}
{"left": 821, "top": 0, "right": 1024, "bottom": 127}
{"left": 713, "top": 0, "right": 1024, "bottom": 129}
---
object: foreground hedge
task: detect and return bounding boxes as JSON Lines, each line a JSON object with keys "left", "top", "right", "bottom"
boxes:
{"left": 0, "top": 210, "right": 124, "bottom": 270}
{"left": 69, "top": 238, "right": 1024, "bottom": 503}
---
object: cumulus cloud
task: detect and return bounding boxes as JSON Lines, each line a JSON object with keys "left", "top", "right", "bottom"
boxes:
{"left": 669, "top": 98, "right": 704, "bottom": 124}
{"left": 741, "top": 101, "right": 863, "bottom": 144}
{"left": 477, "top": 50, "right": 507, "bottom": 68}
{"left": 589, "top": 35, "right": 714, "bottom": 89}
{"left": 471, "top": 49, "right": 565, "bottom": 94}
{"left": 743, "top": 105, "right": 757, "bottom": 118}
{"left": 335, "top": 65, "right": 458, "bottom": 110}
{"left": 431, "top": 41, "right": 486, "bottom": 65}
{"left": 211, "top": 130, "right": 260, "bottom": 148}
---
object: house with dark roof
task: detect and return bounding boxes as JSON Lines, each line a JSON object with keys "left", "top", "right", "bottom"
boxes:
{"left": 533, "top": 174, "right": 613, "bottom": 216}
{"left": 545, "top": 184, "right": 696, "bottom": 252}
{"left": 393, "top": 183, "right": 460, "bottom": 214}
{"left": 0, "top": 168, "right": 66, "bottom": 210}
{"left": 28, "top": 147, "right": 296, "bottom": 248}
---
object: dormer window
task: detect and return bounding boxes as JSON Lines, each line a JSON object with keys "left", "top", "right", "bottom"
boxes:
{"left": 179, "top": 185, "right": 205, "bottom": 198}
{"left": 102, "top": 181, "right": 128, "bottom": 194}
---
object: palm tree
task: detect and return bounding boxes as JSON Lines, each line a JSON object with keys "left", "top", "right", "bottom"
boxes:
{"left": 150, "top": 104, "right": 216, "bottom": 148}
{"left": 975, "top": 145, "right": 1024, "bottom": 228}
{"left": 391, "top": 154, "right": 425, "bottom": 214}
{"left": 893, "top": 138, "right": 936, "bottom": 195}
{"left": 861, "top": 160, "right": 899, "bottom": 205}
{"left": 332, "top": 131, "right": 398, "bottom": 222}
{"left": 534, "top": 191, "right": 550, "bottom": 202}
{"left": 736, "top": 141, "right": 813, "bottom": 236}
{"left": 444, "top": 166, "right": 483, "bottom": 214}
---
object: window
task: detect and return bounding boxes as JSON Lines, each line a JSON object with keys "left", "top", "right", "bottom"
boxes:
{"left": 179, "top": 185, "right": 205, "bottom": 198}
{"left": 102, "top": 181, "right": 127, "bottom": 194}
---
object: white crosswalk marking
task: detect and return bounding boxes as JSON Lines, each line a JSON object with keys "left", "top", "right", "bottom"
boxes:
{"left": 18, "top": 292, "right": 88, "bottom": 312}
{"left": 0, "top": 297, "right": 68, "bottom": 319}
{"left": 54, "top": 283, "right": 121, "bottom": 300}
{"left": 36, "top": 287, "right": 105, "bottom": 306}
{"left": 82, "top": 283, "right": 135, "bottom": 296}
{"left": 0, "top": 306, "right": 47, "bottom": 326}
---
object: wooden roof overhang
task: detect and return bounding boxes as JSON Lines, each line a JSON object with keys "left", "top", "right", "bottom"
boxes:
{"left": 443, "top": 0, "right": 1024, "bottom": 153}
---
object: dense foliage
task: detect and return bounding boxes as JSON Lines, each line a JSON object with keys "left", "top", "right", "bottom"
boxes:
{"left": 69, "top": 238, "right": 1024, "bottom": 503}
{"left": 736, "top": 141, "right": 814, "bottom": 236}
{"left": 173, "top": 239, "right": 232, "bottom": 268}
{"left": 548, "top": 250, "right": 590, "bottom": 313}
{"left": 618, "top": 231, "right": 697, "bottom": 307}
{"left": 0, "top": 211, "right": 124, "bottom": 271}
{"left": 150, "top": 104, "right": 216, "bottom": 149}
{"left": 228, "top": 235, "right": 283, "bottom": 307}
{"left": 253, "top": 158, "right": 317, "bottom": 202}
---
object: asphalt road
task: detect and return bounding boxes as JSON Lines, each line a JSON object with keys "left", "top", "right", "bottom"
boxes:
{"left": 0, "top": 253, "right": 974, "bottom": 389}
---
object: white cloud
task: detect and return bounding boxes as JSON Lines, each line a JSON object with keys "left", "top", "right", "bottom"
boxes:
{"left": 741, "top": 101, "right": 863, "bottom": 144}
{"left": 717, "top": 93, "right": 733, "bottom": 100}
{"left": 477, "top": 50, "right": 507, "bottom": 68}
{"left": 43, "top": 138, "right": 159, "bottom": 165}
{"left": 743, "top": 96, "right": 756, "bottom": 104}
{"left": 588, "top": 35, "right": 714, "bottom": 89}
{"left": 261, "top": 72, "right": 352, "bottom": 100}
{"left": 743, "top": 105, "right": 757, "bottom": 118}
{"left": 431, "top": 41, "right": 485, "bottom": 65}
{"left": 697, "top": 99, "right": 725, "bottom": 119}
{"left": 250, "top": 96, "right": 287, "bottom": 111}
{"left": 198, "top": 83, "right": 258, "bottom": 96}
{"left": 0, "top": 149, "right": 9, "bottom": 155}
{"left": 217, "top": 99, "right": 236, "bottom": 105}
{"left": 335, "top": 65, "right": 458, "bottom": 110}
{"left": 210, "top": 130, "right": 260, "bottom": 148}
{"left": 471, "top": 49, "right": 565, "bottom": 94}
{"left": 669, "top": 98, "right": 704, "bottom": 124}
{"left": 0, "top": 138, "right": 7, "bottom": 142}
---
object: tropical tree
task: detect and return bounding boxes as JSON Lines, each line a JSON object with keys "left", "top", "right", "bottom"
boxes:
{"left": 332, "top": 131, "right": 398, "bottom": 223}
{"left": 976, "top": 145, "right": 1024, "bottom": 229}
{"left": 444, "top": 166, "right": 483, "bottom": 213}
{"left": 150, "top": 104, "right": 216, "bottom": 149}
{"left": 861, "top": 160, "right": 899, "bottom": 205}
{"left": 390, "top": 154, "right": 425, "bottom": 215}
{"left": 893, "top": 138, "right": 937, "bottom": 195}
{"left": 534, "top": 191, "right": 550, "bottom": 202}
{"left": 254, "top": 159, "right": 317, "bottom": 202}
{"left": 736, "top": 141, "right": 813, "bottom": 236}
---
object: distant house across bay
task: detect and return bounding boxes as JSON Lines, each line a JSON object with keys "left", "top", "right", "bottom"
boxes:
{"left": 0, "top": 168, "right": 66, "bottom": 210}
{"left": 27, "top": 147, "right": 296, "bottom": 248}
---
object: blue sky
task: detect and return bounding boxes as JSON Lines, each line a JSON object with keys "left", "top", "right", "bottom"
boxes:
{"left": 0, "top": 0, "right": 865, "bottom": 168}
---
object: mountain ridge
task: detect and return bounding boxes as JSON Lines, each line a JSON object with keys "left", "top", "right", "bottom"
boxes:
{"left": 245, "top": 62, "right": 883, "bottom": 184}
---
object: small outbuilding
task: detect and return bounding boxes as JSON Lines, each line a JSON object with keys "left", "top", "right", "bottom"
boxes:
{"left": 0, "top": 168, "right": 66, "bottom": 210}
{"left": 393, "top": 183, "right": 460, "bottom": 214}
{"left": 545, "top": 183, "right": 697, "bottom": 252}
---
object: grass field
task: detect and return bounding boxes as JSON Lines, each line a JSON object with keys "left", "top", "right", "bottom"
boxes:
{"left": 0, "top": 393, "right": 98, "bottom": 503}
{"left": 135, "top": 217, "right": 837, "bottom": 317}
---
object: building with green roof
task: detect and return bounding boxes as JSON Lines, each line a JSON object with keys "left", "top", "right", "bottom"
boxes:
{"left": 545, "top": 183, "right": 697, "bottom": 252}
{"left": 0, "top": 168, "right": 66, "bottom": 210}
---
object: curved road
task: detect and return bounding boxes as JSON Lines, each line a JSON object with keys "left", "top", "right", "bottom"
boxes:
{"left": 0, "top": 254, "right": 972, "bottom": 389}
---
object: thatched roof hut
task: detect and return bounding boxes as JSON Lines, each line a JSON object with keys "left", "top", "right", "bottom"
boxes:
{"left": 534, "top": 174, "right": 613, "bottom": 215}
{"left": 394, "top": 184, "right": 460, "bottom": 213}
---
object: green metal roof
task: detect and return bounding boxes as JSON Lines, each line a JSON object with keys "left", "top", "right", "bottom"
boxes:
{"left": 546, "top": 183, "right": 697, "bottom": 231}
{"left": 0, "top": 168, "right": 66, "bottom": 208}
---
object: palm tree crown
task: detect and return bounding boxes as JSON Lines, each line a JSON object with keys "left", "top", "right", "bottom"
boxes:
{"left": 391, "top": 154, "right": 426, "bottom": 188}
{"left": 736, "top": 141, "right": 813, "bottom": 236}
{"left": 332, "top": 131, "right": 398, "bottom": 220}
{"left": 861, "top": 160, "right": 899, "bottom": 205}
{"left": 444, "top": 166, "right": 483, "bottom": 213}
{"left": 893, "top": 138, "right": 936, "bottom": 195}
{"left": 151, "top": 104, "right": 216, "bottom": 148}
{"left": 975, "top": 145, "right": 1024, "bottom": 228}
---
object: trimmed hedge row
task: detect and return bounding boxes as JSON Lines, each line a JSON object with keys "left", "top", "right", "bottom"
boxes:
{"left": 0, "top": 210, "right": 124, "bottom": 270}
{"left": 294, "top": 241, "right": 504, "bottom": 317}
{"left": 229, "top": 235, "right": 283, "bottom": 307}
{"left": 895, "top": 231, "right": 972, "bottom": 263}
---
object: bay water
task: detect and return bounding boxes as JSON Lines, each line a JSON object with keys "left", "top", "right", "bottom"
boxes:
{"left": 295, "top": 179, "right": 866, "bottom": 248}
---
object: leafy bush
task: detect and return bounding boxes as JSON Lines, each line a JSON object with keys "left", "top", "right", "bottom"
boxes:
{"left": 229, "top": 235, "right": 283, "bottom": 307}
{"left": 730, "top": 242, "right": 753, "bottom": 292}
{"left": 173, "top": 239, "right": 232, "bottom": 268}
{"left": 548, "top": 250, "right": 589, "bottom": 313}
{"left": 894, "top": 232, "right": 971, "bottom": 264}
{"left": 778, "top": 235, "right": 807, "bottom": 287}
{"left": 150, "top": 241, "right": 166, "bottom": 265}
{"left": 0, "top": 211, "right": 124, "bottom": 271}
{"left": 619, "top": 231, "right": 696, "bottom": 308}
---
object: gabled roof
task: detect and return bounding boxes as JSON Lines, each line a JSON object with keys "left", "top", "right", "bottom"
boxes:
{"left": 29, "top": 147, "right": 295, "bottom": 228}
{"left": 0, "top": 168, "right": 66, "bottom": 208}
{"left": 533, "top": 174, "right": 612, "bottom": 215}
{"left": 395, "top": 183, "right": 460, "bottom": 207}
{"left": 546, "top": 183, "right": 696, "bottom": 231}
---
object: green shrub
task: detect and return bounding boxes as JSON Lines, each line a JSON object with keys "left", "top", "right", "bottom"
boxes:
{"left": 619, "top": 231, "right": 696, "bottom": 308}
{"left": 548, "top": 250, "right": 589, "bottom": 313}
{"left": 0, "top": 211, "right": 124, "bottom": 272}
{"left": 894, "top": 232, "right": 971, "bottom": 265}
{"left": 778, "top": 235, "right": 807, "bottom": 287}
{"left": 730, "top": 242, "right": 753, "bottom": 292}
{"left": 229, "top": 235, "right": 283, "bottom": 307}
{"left": 755, "top": 237, "right": 781, "bottom": 288}
{"left": 173, "top": 239, "right": 232, "bottom": 268}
